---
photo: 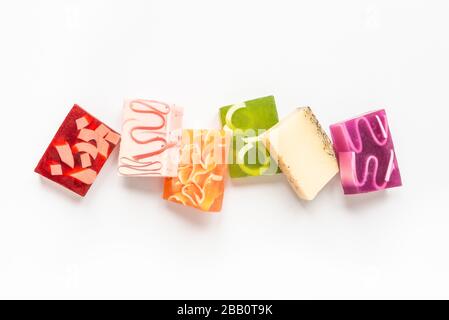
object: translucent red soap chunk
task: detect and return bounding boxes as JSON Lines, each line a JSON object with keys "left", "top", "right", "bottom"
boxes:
{"left": 35, "top": 105, "right": 120, "bottom": 197}
{"left": 330, "top": 109, "right": 402, "bottom": 195}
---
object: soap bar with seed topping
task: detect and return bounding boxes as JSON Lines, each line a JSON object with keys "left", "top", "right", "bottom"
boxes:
{"left": 262, "top": 107, "right": 339, "bottom": 200}
{"left": 219, "top": 96, "right": 280, "bottom": 178}
{"left": 118, "top": 99, "right": 183, "bottom": 177}
{"left": 163, "top": 129, "right": 231, "bottom": 212}
{"left": 329, "top": 109, "right": 402, "bottom": 194}
{"left": 35, "top": 105, "right": 120, "bottom": 197}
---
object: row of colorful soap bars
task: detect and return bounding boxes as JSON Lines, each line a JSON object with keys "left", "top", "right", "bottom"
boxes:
{"left": 35, "top": 96, "right": 402, "bottom": 212}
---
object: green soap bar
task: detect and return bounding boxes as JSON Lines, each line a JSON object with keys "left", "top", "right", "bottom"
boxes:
{"left": 219, "top": 95, "right": 280, "bottom": 178}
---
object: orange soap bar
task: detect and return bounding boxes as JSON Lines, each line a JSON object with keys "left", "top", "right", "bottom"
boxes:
{"left": 163, "top": 129, "right": 230, "bottom": 212}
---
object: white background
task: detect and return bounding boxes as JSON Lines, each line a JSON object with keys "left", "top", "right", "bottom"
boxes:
{"left": 0, "top": 0, "right": 448, "bottom": 300}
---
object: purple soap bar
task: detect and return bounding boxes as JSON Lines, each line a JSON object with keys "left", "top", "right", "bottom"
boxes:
{"left": 330, "top": 109, "right": 402, "bottom": 195}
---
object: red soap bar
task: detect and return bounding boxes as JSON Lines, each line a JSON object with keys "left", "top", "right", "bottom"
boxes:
{"left": 35, "top": 105, "right": 120, "bottom": 197}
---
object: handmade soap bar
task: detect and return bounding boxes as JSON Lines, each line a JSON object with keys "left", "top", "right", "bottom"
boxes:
{"left": 262, "top": 107, "right": 339, "bottom": 200}
{"left": 330, "top": 109, "right": 402, "bottom": 194}
{"left": 35, "top": 105, "right": 120, "bottom": 196}
{"left": 163, "top": 129, "right": 230, "bottom": 212}
{"left": 219, "top": 96, "right": 280, "bottom": 178}
{"left": 118, "top": 99, "right": 183, "bottom": 177}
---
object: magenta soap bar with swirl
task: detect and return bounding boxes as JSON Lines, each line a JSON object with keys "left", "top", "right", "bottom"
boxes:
{"left": 330, "top": 109, "right": 402, "bottom": 195}
{"left": 118, "top": 99, "right": 183, "bottom": 177}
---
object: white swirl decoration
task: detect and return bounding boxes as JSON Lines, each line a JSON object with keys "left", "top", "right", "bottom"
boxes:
{"left": 224, "top": 103, "right": 272, "bottom": 176}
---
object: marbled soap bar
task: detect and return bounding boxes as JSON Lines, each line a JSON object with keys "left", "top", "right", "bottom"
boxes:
{"left": 35, "top": 105, "right": 120, "bottom": 197}
{"left": 330, "top": 109, "right": 402, "bottom": 194}
{"left": 118, "top": 99, "right": 183, "bottom": 177}
{"left": 219, "top": 96, "right": 280, "bottom": 178}
{"left": 262, "top": 107, "right": 339, "bottom": 200}
{"left": 163, "top": 129, "right": 231, "bottom": 212}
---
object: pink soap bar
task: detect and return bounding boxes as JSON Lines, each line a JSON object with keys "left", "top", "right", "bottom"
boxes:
{"left": 330, "top": 109, "right": 402, "bottom": 195}
{"left": 118, "top": 99, "right": 183, "bottom": 177}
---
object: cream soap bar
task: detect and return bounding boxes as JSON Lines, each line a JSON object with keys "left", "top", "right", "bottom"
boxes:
{"left": 119, "top": 99, "right": 183, "bottom": 177}
{"left": 262, "top": 107, "right": 339, "bottom": 200}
